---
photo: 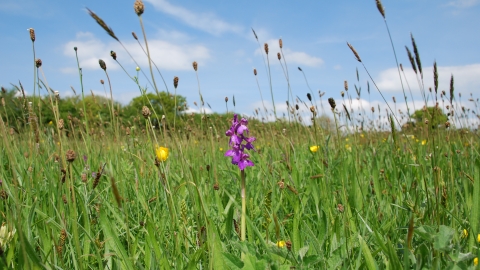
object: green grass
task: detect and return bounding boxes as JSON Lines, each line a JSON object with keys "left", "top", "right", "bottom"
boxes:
{"left": 1, "top": 1, "right": 480, "bottom": 269}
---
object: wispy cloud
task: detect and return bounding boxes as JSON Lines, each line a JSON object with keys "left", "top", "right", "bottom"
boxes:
{"left": 375, "top": 64, "right": 480, "bottom": 95}
{"left": 255, "top": 39, "right": 324, "bottom": 68}
{"left": 61, "top": 32, "right": 210, "bottom": 73}
{"left": 145, "top": 0, "right": 243, "bottom": 36}
{"left": 446, "top": 0, "right": 480, "bottom": 8}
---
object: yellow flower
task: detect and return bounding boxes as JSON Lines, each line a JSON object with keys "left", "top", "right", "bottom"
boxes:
{"left": 48, "top": 121, "right": 53, "bottom": 125}
{"left": 416, "top": 139, "right": 419, "bottom": 143}
{"left": 360, "top": 134, "right": 364, "bottom": 138}
{"left": 474, "top": 257, "right": 478, "bottom": 266}
{"left": 345, "top": 144, "right": 352, "bottom": 152}
{"left": 462, "top": 229, "right": 468, "bottom": 238}
{"left": 155, "top": 146, "right": 169, "bottom": 162}
{"left": 309, "top": 145, "right": 319, "bottom": 153}
{"left": 276, "top": 240, "right": 286, "bottom": 248}
{"left": 421, "top": 140, "right": 427, "bottom": 145}
{"left": 477, "top": 233, "right": 480, "bottom": 243}
{"left": 219, "top": 147, "right": 223, "bottom": 152}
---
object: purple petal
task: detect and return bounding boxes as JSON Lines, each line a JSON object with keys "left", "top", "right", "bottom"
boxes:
{"left": 237, "top": 125, "right": 248, "bottom": 135}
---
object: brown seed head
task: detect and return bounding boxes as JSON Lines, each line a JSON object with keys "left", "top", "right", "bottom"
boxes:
{"left": 285, "top": 240, "right": 292, "bottom": 251}
{"left": 337, "top": 203, "right": 345, "bottom": 213}
{"left": 134, "top": 0, "right": 145, "bottom": 16}
{"left": 328, "top": 98, "right": 336, "bottom": 109}
{"left": 192, "top": 61, "right": 198, "bottom": 71}
{"left": 142, "top": 106, "right": 151, "bottom": 118}
{"left": 173, "top": 76, "right": 179, "bottom": 89}
{"left": 347, "top": 42, "right": 361, "bottom": 62}
{"left": 264, "top": 43, "right": 269, "bottom": 55}
{"left": 35, "top": 59, "right": 42, "bottom": 68}
{"left": 132, "top": 31, "right": 138, "bottom": 40}
{"left": 110, "top": 50, "right": 117, "bottom": 60}
{"left": 225, "top": 97, "right": 228, "bottom": 102}
{"left": 99, "top": 59, "right": 106, "bottom": 70}
{"left": 277, "top": 52, "right": 281, "bottom": 60}
{"left": 29, "top": 28, "right": 35, "bottom": 42}
{"left": 376, "top": 0, "right": 386, "bottom": 18}
{"left": 87, "top": 8, "right": 119, "bottom": 41}
{"left": 100, "top": 79, "right": 104, "bottom": 85}
{"left": 341, "top": 91, "right": 345, "bottom": 98}
{"left": 392, "top": 96, "right": 396, "bottom": 103}
{"left": 253, "top": 68, "right": 257, "bottom": 76}
{"left": 445, "top": 121, "right": 450, "bottom": 128}
{"left": 307, "top": 93, "right": 312, "bottom": 101}
{"left": 58, "top": 119, "right": 64, "bottom": 130}
{"left": 213, "top": 182, "right": 219, "bottom": 190}
{"left": 344, "top": 80, "right": 348, "bottom": 91}
{"left": 66, "top": 149, "right": 76, "bottom": 162}
{"left": 279, "top": 38, "right": 283, "bottom": 49}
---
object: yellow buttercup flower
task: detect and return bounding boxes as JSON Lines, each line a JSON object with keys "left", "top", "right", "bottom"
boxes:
{"left": 477, "top": 233, "right": 480, "bottom": 243}
{"left": 462, "top": 229, "right": 468, "bottom": 238}
{"left": 421, "top": 140, "right": 427, "bottom": 145}
{"left": 219, "top": 147, "right": 224, "bottom": 152}
{"left": 48, "top": 121, "right": 53, "bottom": 125}
{"left": 360, "top": 134, "right": 364, "bottom": 138}
{"left": 345, "top": 144, "right": 352, "bottom": 152}
{"left": 309, "top": 145, "right": 319, "bottom": 153}
{"left": 276, "top": 240, "right": 286, "bottom": 248}
{"left": 474, "top": 257, "right": 478, "bottom": 266}
{"left": 155, "top": 146, "right": 169, "bottom": 162}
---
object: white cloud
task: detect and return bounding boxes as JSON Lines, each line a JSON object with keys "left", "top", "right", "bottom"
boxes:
{"left": 447, "top": 0, "right": 480, "bottom": 7}
{"left": 62, "top": 32, "right": 210, "bottom": 73}
{"left": 255, "top": 39, "right": 324, "bottom": 68}
{"left": 145, "top": 0, "right": 243, "bottom": 36}
{"left": 375, "top": 64, "right": 480, "bottom": 96}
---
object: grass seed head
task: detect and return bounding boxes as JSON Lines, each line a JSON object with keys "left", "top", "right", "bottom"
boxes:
{"left": 141, "top": 106, "right": 151, "bottom": 118}
{"left": 279, "top": 38, "right": 283, "bottom": 49}
{"left": 99, "top": 59, "right": 106, "bottom": 70}
{"left": 264, "top": 43, "right": 269, "bottom": 55}
{"left": 28, "top": 28, "right": 35, "bottom": 42}
{"left": 277, "top": 52, "right": 281, "bottom": 60}
{"left": 132, "top": 31, "right": 138, "bottom": 40}
{"left": 344, "top": 80, "right": 348, "bottom": 91}
{"left": 376, "top": 0, "right": 386, "bottom": 18}
{"left": 87, "top": 8, "right": 119, "bottom": 41}
{"left": 110, "top": 50, "right": 117, "bottom": 60}
{"left": 328, "top": 98, "right": 336, "bottom": 109}
{"left": 192, "top": 61, "right": 198, "bottom": 71}
{"left": 253, "top": 68, "right": 257, "bottom": 76}
{"left": 35, "top": 59, "right": 42, "bottom": 68}
{"left": 173, "top": 76, "right": 179, "bottom": 89}
{"left": 347, "top": 42, "right": 361, "bottom": 62}
{"left": 66, "top": 150, "right": 76, "bottom": 162}
{"left": 134, "top": 0, "right": 145, "bottom": 16}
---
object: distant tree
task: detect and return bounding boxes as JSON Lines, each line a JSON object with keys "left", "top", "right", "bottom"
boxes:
{"left": 411, "top": 106, "right": 447, "bottom": 129}
{"left": 123, "top": 92, "right": 187, "bottom": 129}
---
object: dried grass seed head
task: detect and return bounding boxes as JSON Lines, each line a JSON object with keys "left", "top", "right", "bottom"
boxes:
{"left": 99, "top": 59, "right": 106, "bottom": 70}
{"left": 192, "top": 61, "right": 198, "bottom": 71}
{"left": 66, "top": 149, "right": 76, "bottom": 162}
{"left": 264, "top": 43, "right": 269, "bottom": 55}
{"left": 277, "top": 52, "right": 281, "bottom": 60}
{"left": 142, "top": 106, "right": 151, "bottom": 118}
{"left": 376, "top": 0, "right": 386, "bottom": 18}
{"left": 279, "top": 38, "right": 283, "bottom": 49}
{"left": 253, "top": 68, "right": 257, "bottom": 76}
{"left": 328, "top": 98, "right": 336, "bottom": 109}
{"left": 35, "top": 59, "right": 42, "bottom": 68}
{"left": 28, "top": 28, "right": 35, "bottom": 42}
{"left": 132, "top": 31, "right": 138, "bottom": 40}
{"left": 347, "top": 42, "right": 361, "bottom": 62}
{"left": 173, "top": 76, "right": 179, "bottom": 88}
{"left": 110, "top": 50, "right": 117, "bottom": 60}
{"left": 87, "top": 8, "right": 118, "bottom": 41}
{"left": 134, "top": 0, "right": 145, "bottom": 16}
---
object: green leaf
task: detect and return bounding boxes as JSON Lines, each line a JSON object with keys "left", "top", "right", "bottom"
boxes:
{"left": 433, "top": 225, "right": 454, "bottom": 252}
{"left": 358, "top": 234, "right": 377, "bottom": 270}
{"left": 223, "top": 252, "right": 244, "bottom": 270}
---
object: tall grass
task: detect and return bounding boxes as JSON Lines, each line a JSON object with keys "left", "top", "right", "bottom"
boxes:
{"left": 0, "top": 1, "right": 479, "bottom": 269}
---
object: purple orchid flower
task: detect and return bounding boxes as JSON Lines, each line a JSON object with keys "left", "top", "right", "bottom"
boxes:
{"left": 225, "top": 114, "right": 255, "bottom": 170}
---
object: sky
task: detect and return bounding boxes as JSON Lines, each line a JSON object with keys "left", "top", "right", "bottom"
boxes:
{"left": 1, "top": 0, "right": 479, "bottom": 127}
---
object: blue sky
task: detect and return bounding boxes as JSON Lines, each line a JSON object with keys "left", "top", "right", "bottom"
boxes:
{"left": 1, "top": 0, "right": 479, "bottom": 126}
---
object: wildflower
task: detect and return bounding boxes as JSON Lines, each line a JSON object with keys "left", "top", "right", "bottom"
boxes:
{"left": 474, "top": 257, "right": 478, "bottom": 266}
{"left": 219, "top": 147, "right": 223, "bottom": 151}
{"left": 477, "top": 233, "right": 480, "bottom": 243}
{"left": 345, "top": 144, "right": 352, "bottom": 152}
{"left": 276, "top": 240, "right": 286, "bottom": 248}
{"left": 49, "top": 121, "right": 53, "bottom": 125}
{"left": 155, "top": 146, "right": 169, "bottom": 162}
{"left": 360, "top": 134, "right": 364, "bottom": 138}
{"left": 462, "top": 229, "right": 468, "bottom": 238}
{"left": 309, "top": 145, "right": 319, "bottom": 153}
{"left": 421, "top": 140, "right": 427, "bottom": 145}
{"left": 225, "top": 114, "right": 255, "bottom": 170}
{"left": 136, "top": 66, "right": 140, "bottom": 71}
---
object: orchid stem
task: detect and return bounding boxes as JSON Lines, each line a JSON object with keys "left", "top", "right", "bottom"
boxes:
{"left": 241, "top": 169, "right": 246, "bottom": 256}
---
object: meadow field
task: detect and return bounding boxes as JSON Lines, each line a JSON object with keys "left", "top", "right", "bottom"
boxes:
{"left": 1, "top": 0, "right": 479, "bottom": 269}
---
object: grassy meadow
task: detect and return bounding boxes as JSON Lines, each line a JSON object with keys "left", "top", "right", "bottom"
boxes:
{"left": 1, "top": 1, "right": 480, "bottom": 269}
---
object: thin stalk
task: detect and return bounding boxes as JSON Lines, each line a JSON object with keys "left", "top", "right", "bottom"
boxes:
{"left": 240, "top": 169, "right": 247, "bottom": 258}
{"left": 74, "top": 49, "right": 90, "bottom": 146}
